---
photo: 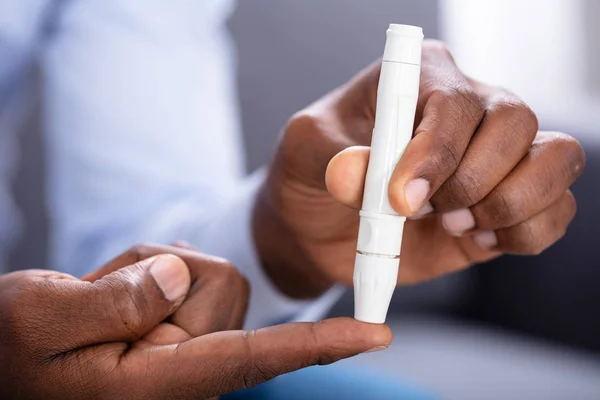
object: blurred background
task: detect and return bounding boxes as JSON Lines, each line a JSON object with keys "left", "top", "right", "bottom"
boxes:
{"left": 9, "top": 0, "right": 600, "bottom": 399}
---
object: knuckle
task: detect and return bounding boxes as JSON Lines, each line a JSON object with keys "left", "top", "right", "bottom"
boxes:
{"left": 430, "top": 86, "right": 485, "bottom": 125}
{"left": 211, "top": 260, "right": 247, "bottom": 289}
{"left": 4, "top": 280, "right": 34, "bottom": 324}
{"left": 285, "top": 112, "right": 323, "bottom": 143}
{"left": 548, "top": 193, "right": 577, "bottom": 244}
{"left": 242, "top": 358, "right": 274, "bottom": 389}
{"left": 424, "top": 39, "right": 453, "bottom": 59}
{"left": 512, "top": 220, "right": 553, "bottom": 256}
{"left": 535, "top": 132, "right": 585, "bottom": 186}
{"left": 478, "top": 189, "right": 522, "bottom": 229}
{"left": 240, "top": 330, "right": 275, "bottom": 388}
{"left": 511, "top": 221, "right": 545, "bottom": 255}
{"left": 6, "top": 278, "right": 48, "bottom": 317}
{"left": 127, "top": 242, "right": 155, "bottom": 260}
{"left": 4, "top": 279, "right": 55, "bottom": 349}
{"left": 455, "top": 87, "right": 486, "bottom": 114}
{"left": 488, "top": 98, "right": 539, "bottom": 141}
{"left": 565, "top": 191, "right": 578, "bottom": 220}
{"left": 282, "top": 111, "right": 332, "bottom": 180}
{"left": 558, "top": 134, "right": 586, "bottom": 179}
{"left": 308, "top": 321, "right": 333, "bottom": 366}
{"left": 430, "top": 135, "right": 461, "bottom": 175}
{"left": 442, "top": 169, "right": 484, "bottom": 208}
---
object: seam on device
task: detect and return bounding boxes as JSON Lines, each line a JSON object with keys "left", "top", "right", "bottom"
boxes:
{"left": 356, "top": 251, "right": 399, "bottom": 259}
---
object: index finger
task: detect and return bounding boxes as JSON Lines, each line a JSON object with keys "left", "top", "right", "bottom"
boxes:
{"left": 82, "top": 243, "right": 227, "bottom": 282}
{"left": 388, "top": 41, "right": 485, "bottom": 216}
{"left": 130, "top": 317, "right": 392, "bottom": 399}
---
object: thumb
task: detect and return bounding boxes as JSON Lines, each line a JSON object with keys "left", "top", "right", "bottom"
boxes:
{"left": 326, "top": 146, "right": 435, "bottom": 219}
{"left": 58, "top": 254, "right": 191, "bottom": 350}
{"left": 325, "top": 145, "right": 370, "bottom": 209}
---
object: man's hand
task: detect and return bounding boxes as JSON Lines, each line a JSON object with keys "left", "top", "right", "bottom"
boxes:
{"left": 254, "top": 40, "right": 585, "bottom": 298}
{"left": 0, "top": 244, "right": 391, "bottom": 399}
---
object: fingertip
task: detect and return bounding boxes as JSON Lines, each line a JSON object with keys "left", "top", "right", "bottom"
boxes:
{"left": 320, "top": 317, "right": 393, "bottom": 348}
{"left": 392, "top": 176, "right": 433, "bottom": 217}
{"left": 147, "top": 254, "right": 191, "bottom": 303}
{"left": 325, "top": 146, "right": 370, "bottom": 209}
{"left": 366, "top": 321, "right": 393, "bottom": 347}
{"left": 388, "top": 180, "right": 409, "bottom": 216}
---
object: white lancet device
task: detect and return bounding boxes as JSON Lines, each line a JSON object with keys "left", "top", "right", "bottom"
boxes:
{"left": 353, "top": 24, "right": 423, "bottom": 324}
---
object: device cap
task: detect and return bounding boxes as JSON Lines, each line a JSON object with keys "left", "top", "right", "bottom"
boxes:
{"left": 383, "top": 24, "right": 424, "bottom": 65}
{"left": 353, "top": 252, "right": 399, "bottom": 324}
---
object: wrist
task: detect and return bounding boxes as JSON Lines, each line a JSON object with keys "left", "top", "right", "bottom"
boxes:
{"left": 252, "top": 181, "right": 335, "bottom": 300}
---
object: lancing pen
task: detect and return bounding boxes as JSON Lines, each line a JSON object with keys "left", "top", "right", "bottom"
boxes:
{"left": 354, "top": 24, "right": 423, "bottom": 324}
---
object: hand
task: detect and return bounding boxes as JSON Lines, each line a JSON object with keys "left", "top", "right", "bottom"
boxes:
{"left": 254, "top": 40, "right": 585, "bottom": 298}
{"left": 0, "top": 244, "right": 391, "bottom": 399}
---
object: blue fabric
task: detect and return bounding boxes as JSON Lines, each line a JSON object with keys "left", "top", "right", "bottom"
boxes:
{"left": 222, "top": 364, "right": 439, "bottom": 400}
{"left": 0, "top": 0, "right": 339, "bottom": 327}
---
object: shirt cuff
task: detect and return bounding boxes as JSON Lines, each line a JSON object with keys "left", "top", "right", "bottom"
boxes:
{"left": 199, "top": 169, "right": 345, "bottom": 329}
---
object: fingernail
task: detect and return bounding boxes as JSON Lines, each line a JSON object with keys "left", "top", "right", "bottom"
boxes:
{"left": 473, "top": 230, "right": 498, "bottom": 250}
{"left": 148, "top": 255, "right": 189, "bottom": 302}
{"left": 410, "top": 201, "right": 434, "bottom": 219}
{"left": 442, "top": 208, "right": 476, "bottom": 236}
{"left": 405, "top": 179, "right": 430, "bottom": 213}
{"left": 365, "top": 345, "right": 389, "bottom": 353}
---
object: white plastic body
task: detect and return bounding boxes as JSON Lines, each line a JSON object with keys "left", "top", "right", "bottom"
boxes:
{"left": 353, "top": 24, "right": 423, "bottom": 324}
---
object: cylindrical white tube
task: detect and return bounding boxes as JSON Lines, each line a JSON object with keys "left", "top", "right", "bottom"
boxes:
{"left": 354, "top": 24, "right": 423, "bottom": 324}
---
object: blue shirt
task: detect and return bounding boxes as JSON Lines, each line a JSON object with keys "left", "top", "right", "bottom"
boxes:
{"left": 0, "top": 0, "right": 342, "bottom": 328}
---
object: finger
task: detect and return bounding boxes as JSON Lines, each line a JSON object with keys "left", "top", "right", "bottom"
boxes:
{"left": 131, "top": 318, "right": 392, "bottom": 399}
{"left": 138, "top": 245, "right": 249, "bottom": 334}
{"left": 40, "top": 254, "right": 191, "bottom": 353}
{"left": 173, "top": 257, "right": 250, "bottom": 334}
{"left": 471, "top": 190, "right": 577, "bottom": 255}
{"left": 389, "top": 41, "right": 486, "bottom": 216}
{"left": 84, "top": 243, "right": 226, "bottom": 283}
{"left": 431, "top": 86, "right": 538, "bottom": 211}
{"left": 82, "top": 242, "right": 176, "bottom": 281}
{"left": 449, "top": 132, "right": 584, "bottom": 235}
{"left": 326, "top": 146, "right": 435, "bottom": 218}
{"left": 139, "top": 322, "right": 192, "bottom": 346}
{"left": 325, "top": 146, "right": 370, "bottom": 209}
{"left": 0, "top": 269, "right": 77, "bottom": 287}
{"left": 225, "top": 271, "right": 251, "bottom": 331}
{"left": 171, "top": 240, "right": 196, "bottom": 250}
{"left": 88, "top": 243, "right": 249, "bottom": 335}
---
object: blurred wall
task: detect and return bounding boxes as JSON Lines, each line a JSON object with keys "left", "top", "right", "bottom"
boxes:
{"left": 229, "top": 0, "right": 439, "bottom": 171}
{"left": 440, "top": 0, "right": 599, "bottom": 140}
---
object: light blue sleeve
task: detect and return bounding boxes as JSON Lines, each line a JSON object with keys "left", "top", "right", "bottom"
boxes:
{"left": 41, "top": 0, "right": 343, "bottom": 328}
{"left": 0, "top": 0, "right": 57, "bottom": 271}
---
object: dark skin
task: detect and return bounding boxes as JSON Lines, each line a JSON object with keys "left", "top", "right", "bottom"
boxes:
{"left": 0, "top": 244, "right": 391, "bottom": 400}
{"left": 254, "top": 40, "right": 585, "bottom": 298}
